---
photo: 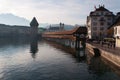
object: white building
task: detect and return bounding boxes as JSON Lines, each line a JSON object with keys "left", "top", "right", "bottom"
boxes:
{"left": 113, "top": 17, "right": 120, "bottom": 47}
{"left": 87, "top": 5, "right": 115, "bottom": 40}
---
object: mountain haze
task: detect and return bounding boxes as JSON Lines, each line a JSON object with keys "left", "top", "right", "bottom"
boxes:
{"left": 0, "top": 13, "right": 75, "bottom": 29}
{"left": 0, "top": 13, "right": 30, "bottom": 26}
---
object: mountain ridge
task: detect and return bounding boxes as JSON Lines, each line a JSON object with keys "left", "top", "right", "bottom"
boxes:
{"left": 0, "top": 13, "right": 30, "bottom": 26}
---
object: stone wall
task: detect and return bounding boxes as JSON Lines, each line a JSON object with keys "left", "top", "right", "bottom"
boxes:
{"left": 86, "top": 43, "right": 120, "bottom": 68}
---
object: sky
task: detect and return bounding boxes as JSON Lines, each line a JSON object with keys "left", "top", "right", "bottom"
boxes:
{"left": 0, "top": 0, "right": 120, "bottom": 25}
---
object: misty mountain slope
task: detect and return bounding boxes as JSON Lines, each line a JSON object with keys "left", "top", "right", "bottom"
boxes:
{"left": 0, "top": 13, "right": 30, "bottom": 26}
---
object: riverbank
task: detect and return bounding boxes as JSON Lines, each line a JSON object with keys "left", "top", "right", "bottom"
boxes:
{"left": 86, "top": 43, "right": 120, "bottom": 71}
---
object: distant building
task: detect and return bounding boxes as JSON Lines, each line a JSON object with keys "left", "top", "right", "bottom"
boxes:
{"left": 46, "top": 23, "right": 64, "bottom": 32}
{"left": 87, "top": 5, "right": 115, "bottom": 40}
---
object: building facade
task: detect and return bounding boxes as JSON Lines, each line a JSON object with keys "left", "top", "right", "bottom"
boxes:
{"left": 114, "top": 24, "right": 120, "bottom": 47}
{"left": 46, "top": 23, "right": 64, "bottom": 32}
{"left": 108, "top": 16, "right": 120, "bottom": 47}
{"left": 87, "top": 5, "right": 115, "bottom": 40}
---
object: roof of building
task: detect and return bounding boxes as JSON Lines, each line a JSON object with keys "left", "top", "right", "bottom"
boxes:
{"left": 90, "top": 6, "right": 113, "bottom": 16}
{"left": 108, "top": 16, "right": 120, "bottom": 29}
{"left": 95, "top": 6, "right": 109, "bottom": 11}
{"left": 43, "top": 27, "right": 87, "bottom": 35}
{"left": 117, "top": 12, "right": 120, "bottom": 15}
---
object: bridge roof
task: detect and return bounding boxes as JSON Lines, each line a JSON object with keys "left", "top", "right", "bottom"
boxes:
{"left": 43, "top": 35, "right": 76, "bottom": 40}
{"left": 43, "top": 27, "right": 87, "bottom": 35}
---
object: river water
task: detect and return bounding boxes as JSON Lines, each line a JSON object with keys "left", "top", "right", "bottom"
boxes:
{"left": 0, "top": 38, "right": 120, "bottom": 80}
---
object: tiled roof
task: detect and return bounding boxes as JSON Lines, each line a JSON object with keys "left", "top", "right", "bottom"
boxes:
{"left": 43, "top": 27, "right": 87, "bottom": 35}
{"left": 108, "top": 16, "right": 120, "bottom": 29}
{"left": 95, "top": 6, "right": 109, "bottom": 11}
{"left": 90, "top": 6, "right": 113, "bottom": 16}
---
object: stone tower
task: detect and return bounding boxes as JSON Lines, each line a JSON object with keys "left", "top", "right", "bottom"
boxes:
{"left": 30, "top": 17, "right": 39, "bottom": 37}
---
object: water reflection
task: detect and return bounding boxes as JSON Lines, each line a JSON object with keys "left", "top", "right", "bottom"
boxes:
{"left": 30, "top": 37, "right": 38, "bottom": 59}
{"left": 45, "top": 41, "right": 120, "bottom": 79}
{"left": 76, "top": 48, "right": 86, "bottom": 62}
{"left": 88, "top": 56, "right": 110, "bottom": 76}
{"left": 0, "top": 37, "right": 30, "bottom": 47}
{"left": 0, "top": 39, "right": 119, "bottom": 80}
{"left": 45, "top": 41, "right": 87, "bottom": 62}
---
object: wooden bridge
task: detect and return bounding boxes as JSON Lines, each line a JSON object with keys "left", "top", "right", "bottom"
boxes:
{"left": 42, "top": 27, "right": 87, "bottom": 49}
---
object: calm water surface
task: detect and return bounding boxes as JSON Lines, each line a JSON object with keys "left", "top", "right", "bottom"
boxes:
{"left": 0, "top": 38, "right": 120, "bottom": 80}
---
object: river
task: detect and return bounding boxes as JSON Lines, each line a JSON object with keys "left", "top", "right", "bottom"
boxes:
{"left": 0, "top": 38, "right": 120, "bottom": 80}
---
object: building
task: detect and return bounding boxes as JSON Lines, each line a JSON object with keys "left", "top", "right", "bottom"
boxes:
{"left": 87, "top": 5, "right": 115, "bottom": 40}
{"left": 108, "top": 16, "right": 120, "bottom": 47}
{"left": 46, "top": 23, "right": 65, "bottom": 32}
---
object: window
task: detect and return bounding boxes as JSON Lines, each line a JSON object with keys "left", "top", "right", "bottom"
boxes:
{"left": 101, "top": 12, "right": 104, "bottom": 15}
{"left": 96, "top": 13, "right": 99, "bottom": 15}
{"left": 100, "top": 27, "right": 104, "bottom": 30}
{"left": 93, "top": 22, "right": 97, "bottom": 26}
{"left": 118, "top": 29, "right": 120, "bottom": 34}
{"left": 93, "top": 17, "right": 97, "bottom": 20}
{"left": 93, "top": 27, "right": 97, "bottom": 30}
{"left": 93, "top": 32, "right": 97, "bottom": 35}
{"left": 107, "top": 22, "right": 111, "bottom": 26}
{"left": 115, "top": 28, "right": 117, "bottom": 34}
{"left": 99, "top": 17, "right": 105, "bottom": 21}
{"left": 105, "top": 13, "right": 108, "bottom": 15}
{"left": 107, "top": 17, "right": 111, "bottom": 20}
{"left": 100, "top": 22, "right": 104, "bottom": 26}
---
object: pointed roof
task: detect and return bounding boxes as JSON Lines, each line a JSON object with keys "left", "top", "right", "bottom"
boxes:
{"left": 89, "top": 6, "right": 114, "bottom": 16}
{"left": 95, "top": 6, "right": 109, "bottom": 11}
{"left": 30, "top": 17, "right": 39, "bottom": 26}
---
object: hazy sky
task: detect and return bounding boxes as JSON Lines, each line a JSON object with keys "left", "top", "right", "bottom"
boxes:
{"left": 0, "top": 0, "right": 120, "bottom": 25}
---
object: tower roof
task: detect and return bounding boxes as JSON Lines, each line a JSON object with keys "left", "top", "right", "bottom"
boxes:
{"left": 30, "top": 17, "right": 39, "bottom": 26}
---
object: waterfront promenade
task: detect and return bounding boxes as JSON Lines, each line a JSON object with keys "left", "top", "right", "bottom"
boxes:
{"left": 87, "top": 42, "right": 120, "bottom": 69}
{"left": 89, "top": 42, "right": 120, "bottom": 56}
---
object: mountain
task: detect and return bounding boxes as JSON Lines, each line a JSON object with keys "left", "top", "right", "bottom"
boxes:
{"left": 0, "top": 13, "right": 30, "bottom": 26}
{"left": 39, "top": 23, "right": 49, "bottom": 28}
{"left": 0, "top": 13, "right": 75, "bottom": 29}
